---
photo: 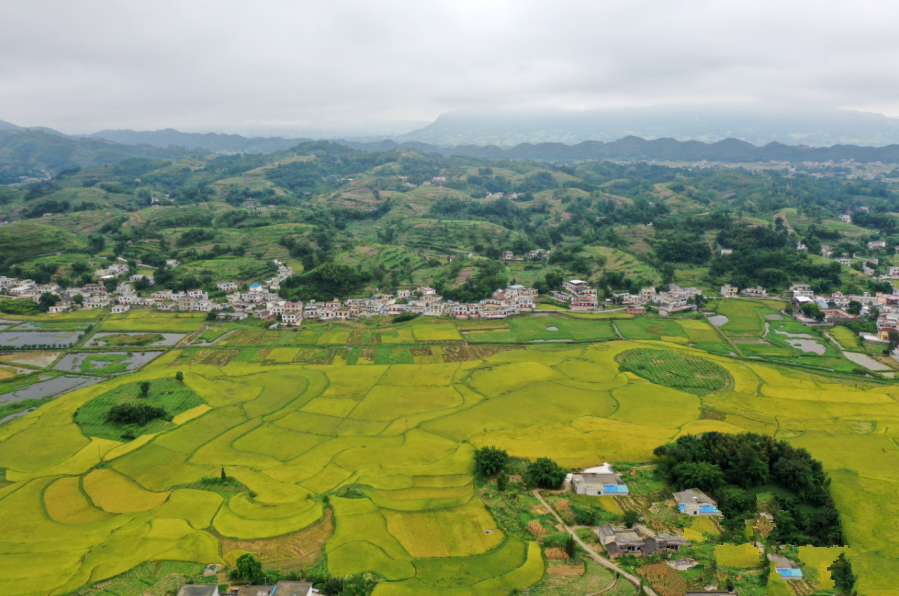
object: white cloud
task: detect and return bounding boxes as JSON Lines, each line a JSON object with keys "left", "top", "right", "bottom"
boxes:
{"left": 1, "top": 0, "right": 898, "bottom": 134}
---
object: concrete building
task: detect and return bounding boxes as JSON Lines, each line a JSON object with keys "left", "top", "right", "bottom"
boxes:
{"left": 673, "top": 489, "right": 723, "bottom": 517}
{"left": 572, "top": 463, "right": 629, "bottom": 496}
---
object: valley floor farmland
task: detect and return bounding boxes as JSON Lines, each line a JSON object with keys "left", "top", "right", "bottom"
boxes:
{"left": 0, "top": 329, "right": 896, "bottom": 595}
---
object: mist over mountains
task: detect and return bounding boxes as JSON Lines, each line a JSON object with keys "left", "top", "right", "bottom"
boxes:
{"left": 396, "top": 106, "right": 899, "bottom": 148}
{"left": 5, "top": 104, "right": 899, "bottom": 174}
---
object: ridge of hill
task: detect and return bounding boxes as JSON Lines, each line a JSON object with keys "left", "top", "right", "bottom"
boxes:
{"left": 0, "top": 129, "right": 203, "bottom": 174}
{"left": 342, "top": 136, "right": 899, "bottom": 164}
{"left": 85, "top": 128, "right": 309, "bottom": 154}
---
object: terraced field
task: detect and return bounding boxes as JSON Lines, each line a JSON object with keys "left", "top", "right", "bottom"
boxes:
{"left": 0, "top": 330, "right": 896, "bottom": 595}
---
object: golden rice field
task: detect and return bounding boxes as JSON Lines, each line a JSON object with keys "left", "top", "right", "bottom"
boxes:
{"left": 0, "top": 336, "right": 896, "bottom": 595}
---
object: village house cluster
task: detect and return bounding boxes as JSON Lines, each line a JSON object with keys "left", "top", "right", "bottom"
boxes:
{"left": 265, "top": 283, "right": 542, "bottom": 326}
{"left": 607, "top": 284, "right": 702, "bottom": 316}
{"left": 2, "top": 262, "right": 613, "bottom": 326}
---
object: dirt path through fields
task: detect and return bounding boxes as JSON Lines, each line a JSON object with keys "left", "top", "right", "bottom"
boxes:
{"left": 532, "top": 489, "right": 657, "bottom": 596}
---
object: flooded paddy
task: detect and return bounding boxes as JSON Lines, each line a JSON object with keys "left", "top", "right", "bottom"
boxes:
{"left": 0, "top": 375, "right": 104, "bottom": 404}
{"left": 0, "top": 331, "right": 81, "bottom": 348}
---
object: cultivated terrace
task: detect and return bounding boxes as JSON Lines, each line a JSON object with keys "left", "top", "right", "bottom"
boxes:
{"left": 1, "top": 141, "right": 897, "bottom": 596}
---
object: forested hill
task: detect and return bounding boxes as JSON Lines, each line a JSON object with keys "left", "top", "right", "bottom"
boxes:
{"left": 0, "top": 130, "right": 202, "bottom": 180}
{"left": 86, "top": 129, "right": 308, "bottom": 154}
{"left": 342, "top": 136, "right": 899, "bottom": 164}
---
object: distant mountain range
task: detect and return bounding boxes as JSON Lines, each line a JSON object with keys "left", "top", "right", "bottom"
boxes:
{"left": 5, "top": 108, "right": 899, "bottom": 175}
{"left": 397, "top": 107, "right": 899, "bottom": 148}
{"left": 342, "top": 136, "right": 899, "bottom": 164}
{"left": 84, "top": 129, "right": 307, "bottom": 154}
{"left": 0, "top": 128, "right": 201, "bottom": 174}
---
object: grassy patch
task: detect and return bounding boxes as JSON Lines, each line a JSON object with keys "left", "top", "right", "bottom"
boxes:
{"left": 74, "top": 378, "right": 204, "bottom": 441}
{"left": 617, "top": 348, "right": 733, "bottom": 395}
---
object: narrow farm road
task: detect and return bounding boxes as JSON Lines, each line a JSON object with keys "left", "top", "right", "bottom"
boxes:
{"left": 532, "top": 489, "right": 655, "bottom": 596}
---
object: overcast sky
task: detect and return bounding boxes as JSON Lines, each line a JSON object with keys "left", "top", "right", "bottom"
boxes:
{"left": 2, "top": 0, "right": 899, "bottom": 136}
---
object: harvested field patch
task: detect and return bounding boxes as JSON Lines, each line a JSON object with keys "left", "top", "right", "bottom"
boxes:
{"left": 220, "top": 507, "right": 333, "bottom": 569}
{"left": 191, "top": 349, "right": 238, "bottom": 366}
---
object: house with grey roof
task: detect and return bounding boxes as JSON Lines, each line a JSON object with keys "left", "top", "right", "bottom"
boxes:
{"left": 272, "top": 581, "right": 313, "bottom": 596}
{"left": 596, "top": 525, "right": 691, "bottom": 558}
{"left": 673, "top": 488, "right": 723, "bottom": 517}
{"left": 572, "top": 463, "right": 629, "bottom": 496}
{"left": 177, "top": 586, "right": 219, "bottom": 596}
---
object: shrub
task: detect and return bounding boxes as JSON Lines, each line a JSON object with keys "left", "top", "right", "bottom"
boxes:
{"left": 106, "top": 403, "right": 167, "bottom": 426}
{"left": 525, "top": 457, "right": 566, "bottom": 489}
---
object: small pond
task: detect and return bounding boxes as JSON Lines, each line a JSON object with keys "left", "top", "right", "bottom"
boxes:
{"left": 13, "top": 322, "right": 94, "bottom": 330}
{"left": 0, "top": 331, "right": 82, "bottom": 348}
{"left": 546, "top": 326, "right": 559, "bottom": 331}
{"left": 783, "top": 339, "right": 826, "bottom": 355}
{"left": 0, "top": 408, "right": 36, "bottom": 427}
{"left": 0, "top": 375, "right": 104, "bottom": 404}
{"left": 707, "top": 315, "right": 729, "bottom": 327}
{"left": 54, "top": 351, "right": 164, "bottom": 374}
{"left": 764, "top": 314, "right": 784, "bottom": 320}
{"left": 773, "top": 329, "right": 816, "bottom": 339}
{"left": 842, "top": 351, "right": 892, "bottom": 371}
{"left": 84, "top": 332, "right": 186, "bottom": 347}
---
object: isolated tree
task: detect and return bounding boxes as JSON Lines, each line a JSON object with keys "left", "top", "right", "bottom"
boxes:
{"left": 321, "top": 577, "right": 343, "bottom": 596}
{"left": 221, "top": 466, "right": 227, "bottom": 480}
{"left": 565, "top": 533, "right": 576, "bottom": 558}
{"left": 525, "top": 457, "right": 566, "bottom": 489}
{"left": 236, "top": 553, "right": 264, "bottom": 583}
{"left": 496, "top": 472, "right": 508, "bottom": 492}
{"left": 623, "top": 509, "right": 640, "bottom": 528}
{"left": 474, "top": 446, "right": 508, "bottom": 477}
{"left": 829, "top": 552, "right": 856, "bottom": 594}
{"left": 139, "top": 381, "right": 151, "bottom": 398}
{"left": 38, "top": 292, "right": 61, "bottom": 312}
{"left": 175, "top": 371, "right": 184, "bottom": 383}
{"left": 73, "top": 294, "right": 84, "bottom": 306}
{"left": 543, "top": 270, "right": 564, "bottom": 292}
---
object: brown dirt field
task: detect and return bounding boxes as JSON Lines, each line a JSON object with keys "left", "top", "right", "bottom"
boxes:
{"left": 191, "top": 350, "right": 238, "bottom": 366}
{"left": 527, "top": 519, "right": 546, "bottom": 537}
{"left": 544, "top": 547, "right": 569, "bottom": 560}
{"left": 0, "top": 351, "right": 61, "bottom": 367}
{"left": 410, "top": 347, "right": 432, "bottom": 356}
{"left": 359, "top": 348, "right": 376, "bottom": 362}
{"left": 0, "top": 368, "right": 14, "bottom": 380}
{"left": 220, "top": 508, "right": 333, "bottom": 571}
{"left": 348, "top": 331, "right": 366, "bottom": 345}
{"left": 441, "top": 345, "right": 522, "bottom": 363}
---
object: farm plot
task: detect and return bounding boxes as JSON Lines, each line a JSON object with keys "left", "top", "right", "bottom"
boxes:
{"left": 617, "top": 348, "right": 733, "bottom": 395}
{"left": 74, "top": 378, "right": 205, "bottom": 440}
{"left": 0, "top": 337, "right": 895, "bottom": 596}
{"left": 54, "top": 351, "right": 163, "bottom": 375}
{"left": 469, "top": 316, "right": 616, "bottom": 343}
{"left": 615, "top": 317, "right": 689, "bottom": 343}
{"left": 97, "top": 311, "right": 207, "bottom": 333}
{"left": 85, "top": 332, "right": 186, "bottom": 347}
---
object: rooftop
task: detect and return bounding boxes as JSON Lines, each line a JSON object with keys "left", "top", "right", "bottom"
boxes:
{"left": 178, "top": 587, "right": 218, "bottom": 596}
